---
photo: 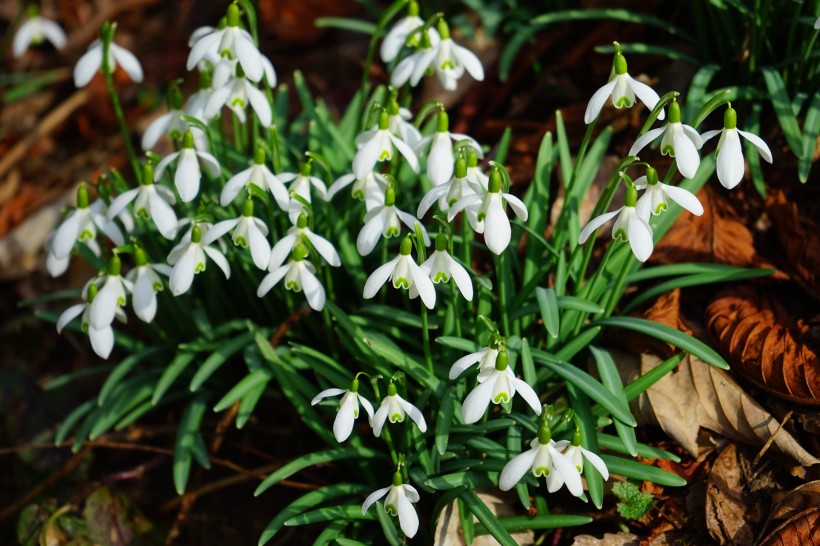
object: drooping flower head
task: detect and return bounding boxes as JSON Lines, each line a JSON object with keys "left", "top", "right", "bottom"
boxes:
{"left": 187, "top": 3, "right": 263, "bottom": 82}
{"left": 353, "top": 110, "right": 420, "bottom": 180}
{"left": 127, "top": 245, "right": 171, "bottom": 323}
{"left": 415, "top": 110, "right": 482, "bottom": 186}
{"left": 257, "top": 243, "right": 326, "bottom": 311}
{"left": 380, "top": 0, "right": 437, "bottom": 63}
{"left": 311, "top": 376, "right": 375, "bottom": 443}
{"left": 361, "top": 472, "right": 420, "bottom": 538}
{"left": 371, "top": 381, "right": 428, "bottom": 437}
{"left": 167, "top": 224, "right": 231, "bottom": 296}
{"left": 498, "top": 420, "right": 580, "bottom": 494}
{"left": 154, "top": 130, "right": 221, "bottom": 203}
{"left": 634, "top": 165, "right": 703, "bottom": 221}
{"left": 363, "top": 236, "right": 436, "bottom": 309}
{"left": 629, "top": 99, "right": 703, "bottom": 179}
{"left": 461, "top": 349, "right": 542, "bottom": 424}
{"left": 270, "top": 212, "right": 341, "bottom": 270}
{"left": 207, "top": 198, "right": 271, "bottom": 270}
{"left": 357, "top": 182, "right": 429, "bottom": 256}
{"left": 700, "top": 104, "right": 773, "bottom": 189}
{"left": 51, "top": 185, "right": 125, "bottom": 262}
{"left": 13, "top": 5, "right": 66, "bottom": 58}
{"left": 142, "top": 82, "right": 189, "bottom": 151}
{"left": 74, "top": 22, "right": 143, "bottom": 88}
{"left": 419, "top": 232, "right": 473, "bottom": 301}
{"left": 221, "top": 145, "right": 289, "bottom": 209}
{"left": 56, "top": 282, "right": 122, "bottom": 359}
{"left": 107, "top": 163, "right": 178, "bottom": 239}
{"left": 87, "top": 254, "right": 132, "bottom": 331}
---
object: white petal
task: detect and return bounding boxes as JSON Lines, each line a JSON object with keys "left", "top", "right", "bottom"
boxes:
{"left": 40, "top": 20, "right": 66, "bottom": 50}
{"left": 498, "top": 448, "right": 538, "bottom": 491}
{"left": 579, "top": 208, "right": 622, "bottom": 244}
{"left": 53, "top": 212, "right": 83, "bottom": 259}
{"left": 428, "top": 134, "right": 454, "bottom": 185}
{"left": 461, "top": 376, "right": 497, "bottom": 424}
{"left": 410, "top": 262, "right": 436, "bottom": 309}
{"left": 203, "top": 219, "right": 240, "bottom": 246}
{"left": 417, "top": 184, "right": 449, "bottom": 218}
{"left": 89, "top": 326, "right": 114, "bottom": 359}
{"left": 700, "top": 129, "right": 722, "bottom": 143}
{"left": 306, "top": 231, "right": 341, "bottom": 267}
{"left": 452, "top": 43, "right": 484, "bottom": 81}
{"left": 503, "top": 192, "right": 529, "bottom": 221}
{"left": 582, "top": 448, "right": 610, "bottom": 480}
{"left": 399, "top": 399, "right": 427, "bottom": 432}
{"left": 357, "top": 212, "right": 387, "bottom": 257}
{"left": 446, "top": 255, "right": 473, "bottom": 301}
{"left": 310, "top": 388, "right": 345, "bottom": 405}
{"left": 110, "top": 44, "right": 143, "bottom": 83}
{"left": 257, "top": 265, "right": 289, "bottom": 297}
{"left": 145, "top": 190, "right": 177, "bottom": 238}
{"left": 361, "top": 486, "right": 391, "bottom": 515}
{"left": 371, "top": 404, "right": 390, "bottom": 437}
{"left": 402, "top": 484, "right": 420, "bottom": 503}
{"left": 234, "top": 31, "right": 263, "bottom": 82}
{"left": 106, "top": 188, "right": 139, "bottom": 221}
{"left": 327, "top": 174, "right": 355, "bottom": 200}
{"left": 396, "top": 490, "right": 419, "bottom": 538}
{"left": 141, "top": 112, "right": 172, "bottom": 150}
{"left": 170, "top": 248, "right": 197, "bottom": 295}
{"left": 511, "top": 377, "right": 542, "bottom": 414}
{"left": 391, "top": 54, "right": 417, "bottom": 87}
{"left": 661, "top": 183, "right": 703, "bottom": 216}
{"left": 246, "top": 83, "right": 272, "bottom": 127}
{"left": 447, "top": 193, "right": 482, "bottom": 222}
{"left": 584, "top": 80, "right": 617, "bottom": 124}
{"left": 682, "top": 125, "right": 703, "bottom": 149}
{"left": 388, "top": 134, "right": 420, "bottom": 173}
{"left": 629, "top": 78, "right": 662, "bottom": 117}
{"left": 197, "top": 151, "right": 221, "bottom": 178}
{"left": 627, "top": 215, "right": 654, "bottom": 262}
{"left": 552, "top": 448, "right": 583, "bottom": 496}
{"left": 13, "top": 20, "right": 35, "bottom": 58}
{"left": 175, "top": 151, "right": 201, "bottom": 202}
{"left": 47, "top": 250, "right": 70, "bottom": 277}
{"left": 73, "top": 45, "right": 103, "bottom": 87}
{"left": 96, "top": 215, "right": 125, "bottom": 246}
{"left": 300, "top": 267, "right": 326, "bottom": 311}
{"left": 352, "top": 138, "right": 382, "bottom": 180}
{"left": 628, "top": 126, "right": 666, "bottom": 157}
{"left": 248, "top": 223, "right": 272, "bottom": 270}
{"left": 738, "top": 129, "right": 773, "bottom": 163}
{"left": 410, "top": 48, "right": 438, "bottom": 86}
{"left": 204, "top": 84, "right": 232, "bottom": 119}
{"left": 187, "top": 30, "right": 223, "bottom": 70}
{"left": 483, "top": 196, "right": 511, "bottom": 255}
{"left": 220, "top": 167, "right": 252, "bottom": 206}
{"left": 269, "top": 233, "right": 297, "bottom": 270}
{"left": 154, "top": 152, "right": 179, "bottom": 180}
{"left": 363, "top": 257, "right": 400, "bottom": 299}
{"left": 333, "top": 397, "right": 357, "bottom": 442}
{"left": 716, "top": 129, "right": 744, "bottom": 189}
{"left": 133, "top": 272, "right": 158, "bottom": 322}
{"left": 358, "top": 396, "right": 375, "bottom": 421}
{"left": 449, "top": 349, "right": 487, "bottom": 380}
{"left": 203, "top": 246, "right": 231, "bottom": 279}
{"left": 90, "top": 281, "right": 119, "bottom": 329}
{"left": 57, "top": 304, "right": 85, "bottom": 333}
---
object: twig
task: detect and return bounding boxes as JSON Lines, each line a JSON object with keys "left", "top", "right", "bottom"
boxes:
{"left": 753, "top": 410, "right": 793, "bottom": 467}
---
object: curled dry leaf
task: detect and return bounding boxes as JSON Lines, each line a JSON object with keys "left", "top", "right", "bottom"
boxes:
{"left": 766, "top": 190, "right": 820, "bottom": 299}
{"left": 571, "top": 532, "right": 640, "bottom": 546}
{"left": 758, "top": 506, "right": 820, "bottom": 546}
{"left": 433, "top": 489, "right": 534, "bottom": 546}
{"left": 706, "top": 286, "right": 820, "bottom": 405}
{"left": 652, "top": 187, "right": 782, "bottom": 275}
{"left": 705, "top": 444, "right": 764, "bottom": 546}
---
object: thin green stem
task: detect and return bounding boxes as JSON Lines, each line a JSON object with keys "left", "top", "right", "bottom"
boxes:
{"left": 102, "top": 45, "right": 140, "bottom": 182}
{"left": 420, "top": 305, "right": 433, "bottom": 373}
{"left": 496, "top": 252, "right": 510, "bottom": 336}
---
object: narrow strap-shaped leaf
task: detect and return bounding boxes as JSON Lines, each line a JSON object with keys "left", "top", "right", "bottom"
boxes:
{"left": 98, "top": 346, "right": 164, "bottom": 406}
{"left": 152, "top": 352, "right": 195, "bottom": 405}
{"left": 520, "top": 338, "right": 536, "bottom": 386}
{"left": 600, "top": 454, "right": 686, "bottom": 487}
{"left": 173, "top": 395, "right": 209, "bottom": 494}
{"left": 213, "top": 368, "right": 273, "bottom": 413}
{"left": 592, "top": 317, "right": 729, "bottom": 369}
{"left": 190, "top": 331, "right": 255, "bottom": 391}
{"left": 506, "top": 425, "right": 530, "bottom": 510}
{"left": 590, "top": 346, "right": 638, "bottom": 457}
{"left": 761, "top": 67, "right": 804, "bottom": 157}
{"left": 314, "top": 17, "right": 376, "bottom": 34}
{"left": 284, "top": 505, "right": 375, "bottom": 526}
{"left": 556, "top": 296, "right": 604, "bottom": 314}
{"left": 459, "top": 489, "right": 518, "bottom": 546}
{"left": 535, "top": 287, "right": 560, "bottom": 338}
{"left": 590, "top": 353, "right": 685, "bottom": 418}
{"left": 567, "top": 384, "right": 604, "bottom": 508}
{"left": 435, "top": 389, "right": 455, "bottom": 456}
{"left": 684, "top": 65, "right": 720, "bottom": 124}
{"left": 597, "top": 433, "right": 680, "bottom": 462}
{"left": 555, "top": 326, "right": 601, "bottom": 361}
{"left": 474, "top": 514, "right": 592, "bottom": 534}
{"left": 798, "top": 91, "right": 820, "bottom": 182}
{"left": 54, "top": 400, "right": 95, "bottom": 445}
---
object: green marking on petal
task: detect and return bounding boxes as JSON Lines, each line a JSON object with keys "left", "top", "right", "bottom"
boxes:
{"left": 385, "top": 503, "right": 398, "bottom": 516}
{"left": 654, "top": 203, "right": 667, "bottom": 215}
{"left": 615, "top": 96, "right": 633, "bottom": 108}
{"left": 235, "top": 236, "right": 248, "bottom": 248}
{"left": 152, "top": 282, "right": 163, "bottom": 292}
{"left": 613, "top": 228, "right": 627, "bottom": 242}
{"left": 390, "top": 413, "right": 404, "bottom": 423}
{"left": 79, "top": 229, "right": 94, "bottom": 242}
{"left": 353, "top": 409, "right": 359, "bottom": 418}
{"left": 534, "top": 466, "right": 550, "bottom": 477}
{"left": 82, "top": 322, "right": 89, "bottom": 333}
{"left": 352, "top": 189, "right": 364, "bottom": 200}
{"left": 385, "top": 226, "right": 399, "bottom": 238}
{"left": 379, "top": 150, "right": 391, "bottom": 161}
{"left": 285, "top": 280, "right": 301, "bottom": 292}
{"left": 492, "top": 392, "right": 510, "bottom": 404}
{"left": 231, "top": 98, "right": 246, "bottom": 108}
{"left": 440, "top": 60, "right": 455, "bottom": 70}
{"left": 661, "top": 144, "right": 675, "bottom": 157}
{"left": 136, "top": 208, "right": 150, "bottom": 220}
{"left": 117, "top": 297, "right": 125, "bottom": 306}
{"left": 394, "top": 277, "right": 410, "bottom": 289}
{"left": 194, "top": 262, "right": 206, "bottom": 274}
{"left": 433, "top": 272, "right": 449, "bottom": 283}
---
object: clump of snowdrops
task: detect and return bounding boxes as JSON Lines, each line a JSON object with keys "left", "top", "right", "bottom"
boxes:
{"left": 28, "top": 0, "right": 775, "bottom": 542}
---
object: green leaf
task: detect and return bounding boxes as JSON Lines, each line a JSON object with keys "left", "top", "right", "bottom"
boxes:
{"left": 520, "top": 338, "right": 536, "bottom": 386}
{"left": 613, "top": 481, "right": 654, "bottom": 520}
{"left": 54, "top": 400, "right": 95, "bottom": 445}
{"left": 597, "top": 433, "right": 680, "bottom": 462}
{"left": 762, "top": 67, "right": 804, "bottom": 157}
{"left": 189, "top": 331, "right": 255, "bottom": 391}
{"left": 589, "top": 346, "right": 638, "bottom": 457}
{"left": 213, "top": 368, "right": 273, "bottom": 413}
{"left": 474, "top": 514, "right": 592, "bottom": 534}
{"left": 556, "top": 296, "right": 604, "bottom": 314}
{"left": 435, "top": 389, "right": 455, "bottom": 456}
{"left": 314, "top": 17, "right": 376, "bottom": 34}
{"left": 284, "top": 505, "right": 375, "bottom": 526}
{"left": 566, "top": 384, "right": 604, "bottom": 508}
{"left": 458, "top": 489, "right": 518, "bottom": 546}
{"left": 43, "top": 365, "right": 114, "bottom": 391}
{"left": 174, "top": 395, "right": 208, "bottom": 494}
{"left": 684, "top": 65, "right": 720, "bottom": 123}
{"left": 152, "top": 352, "right": 195, "bottom": 405}
{"left": 600, "top": 454, "right": 686, "bottom": 487}
{"left": 594, "top": 43, "right": 699, "bottom": 65}
{"left": 592, "top": 317, "right": 729, "bottom": 369}
{"left": 799, "top": 91, "right": 820, "bottom": 182}
{"left": 255, "top": 448, "right": 384, "bottom": 497}
{"left": 535, "top": 287, "right": 559, "bottom": 338}
{"left": 97, "top": 347, "right": 164, "bottom": 406}
{"left": 435, "top": 336, "right": 480, "bottom": 353}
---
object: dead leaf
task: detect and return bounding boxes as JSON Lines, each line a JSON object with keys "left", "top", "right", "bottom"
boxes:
{"left": 705, "top": 444, "right": 760, "bottom": 545}
{"left": 653, "top": 186, "right": 781, "bottom": 274}
{"left": 434, "top": 490, "right": 534, "bottom": 546}
{"left": 758, "top": 506, "right": 820, "bottom": 546}
{"left": 571, "top": 532, "right": 640, "bottom": 545}
{"left": 766, "top": 190, "right": 820, "bottom": 298}
{"left": 767, "top": 481, "right": 820, "bottom": 522}
{"left": 706, "top": 286, "right": 820, "bottom": 405}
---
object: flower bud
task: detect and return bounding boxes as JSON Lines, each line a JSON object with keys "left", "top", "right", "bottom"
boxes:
{"left": 296, "top": 212, "right": 309, "bottom": 229}
{"left": 182, "top": 131, "right": 195, "bottom": 149}
{"left": 242, "top": 198, "right": 254, "bottom": 217}
{"left": 226, "top": 3, "right": 241, "bottom": 27}
{"left": 141, "top": 163, "right": 154, "bottom": 186}
{"left": 467, "top": 148, "right": 479, "bottom": 168}
{"left": 167, "top": 83, "right": 183, "bottom": 111}
{"left": 87, "top": 282, "right": 99, "bottom": 303}
{"left": 350, "top": 378, "right": 360, "bottom": 392}
{"left": 300, "top": 162, "right": 312, "bottom": 177}
{"left": 384, "top": 185, "right": 396, "bottom": 207}
{"left": 387, "top": 382, "right": 398, "bottom": 396}
{"left": 494, "top": 349, "right": 509, "bottom": 371}
{"left": 435, "top": 232, "right": 447, "bottom": 252}
{"left": 571, "top": 430, "right": 582, "bottom": 447}
{"left": 537, "top": 422, "right": 551, "bottom": 445}
{"left": 77, "top": 185, "right": 90, "bottom": 209}
{"left": 646, "top": 166, "right": 658, "bottom": 186}
{"left": 613, "top": 52, "right": 628, "bottom": 76}
{"left": 191, "top": 225, "right": 202, "bottom": 243}
{"left": 108, "top": 255, "right": 122, "bottom": 276}
{"left": 392, "top": 471, "right": 403, "bottom": 487}
{"left": 668, "top": 100, "right": 681, "bottom": 124}
{"left": 436, "top": 110, "right": 449, "bottom": 133}
{"left": 134, "top": 246, "right": 148, "bottom": 267}
{"left": 624, "top": 183, "right": 638, "bottom": 207}
{"left": 400, "top": 237, "right": 413, "bottom": 256}
{"left": 437, "top": 19, "right": 450, "bottom": 41}
{"left": 199, "top": 69, "right": 212, "bottom": 89}
{"left": 378, "top": 110, "right": 390, "bottom": 130}
{"left": 254, "top": 145, "right": 266, "bottom": 165}
{"left": 388, "top": 101, "right": 400, "bottom": 117}
{"left": 488, "top": 169, "right": 502, "bottom": 193}
{"left": 408, "top": 1, "right": 419, "bottom": 17}
{"left": 292, "top": 243, "right": 309, "bottom": 261}
{"left": 723, "top": 106, "right": 737, "bottom": 130}
{"left": 454, "top": 157, "right": 467, "bottom": 179}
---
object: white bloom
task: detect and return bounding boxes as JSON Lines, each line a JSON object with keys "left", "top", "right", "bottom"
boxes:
{"left": 448, "top": 346, "right": 500, "bottom": 381}
{"left": 204, "top": 63, "right": 272, "bottom": 126}
{"left": 578, "top": 182, "right": 654, "bottom": 262}
{"left": 387, "top": 104, "right": 423, "bottom": 149}
{"left": 327, "top": 171, "right": 389, "bottom": 211}
{"left": 461, "top": 350, "right": 542, "bottom": 424}
{"left": 141, "top": 108, "right": 188, "bottom": 151}
{"left": 816, "top": 16, "right": 820, "bottom": 29}
{"left": 628, "top": 100, "right": 703, "bottom": 179}
{"left": 51, "top": 187, "right": 125, "bottom": 261}
{"left": 221, "top": 147, "right": 288, "bottom": 209}
{"left": 154, "top": 131, "right": 221, "bottom": 203}
{"left": 362, "top": 474, "right": 420, "bottom": 538}
{"left": 498, "top": 432, "right": 578, "bottom": 493}
{"left": 558, "top": 434, "right": 610, "bottom": 496}
{"left": 13, "top": 12, "right": 66, "bottom": 58}
{"left": 311, "top": 380, "right": 375, "bottom": 443}
{"left": 167, "top": 224, "right": 230, "bottom": 295}
{"left": 417, "top": 156, "right": 482, "bottom": 215}
{"left": 465, "top": 149, "right": 489, "bottom": 190}
{"left": 269, "top": 213, "right": 341, "bottom": 270}
{"left": 633, "top": 167, "right": 703, "bottom": 220}
{"left": 279, "top": 165, "right": 329, "bottom": 224}
{"left": 584, "top": 45, "right": 665, "bottom": 124}
{"left": 207, "top": 201, "right": 271, "bottom": 270}
{"left": 357, "top": 186, "right": 429, "bottom": 256}
{"left": 391, "top": 37, "right": 436, "bottom": 88}
{"left": 56, "top": 283, "right": 125, "bottom": 359}
{"left": 415, "top": 111, "right": 482, "bottom": 186}
{"left": 380, "top": 2, "right": 438, "bottom": 63}
{"left": 371, "top": 383, "right": 427, "bottom": 437}
{"left": 427, "top": 20, "right": 484, "bottom": 90}
{"left": 257, "top": 245, "right": 325, "bottom": 311}
{"left": 187, "top": 4, "right": 263, "bottom": 82}
{"left": 447, "top": 169, "right": 528, "bottom": 255}
{"left": 363, "top": 237, "right": 436, "bottom": 310}
{"left": 46, "top": 234, "right": 100, "bottom": 278}
{"left": 107, "top": 166, "right": 178, "bottom": 239}
{"left": 353, "top": 111, "right": 419, "bottom": 179}
{"left": 700, "top": 106, "right": 773, "bottom": 190}
{"left": 185, "top": 72, "right": 216, "bottom": 122}
{"left": 420, "top": 233, "right": 473, "bottom": 301}
{"left": 126, "top": 248, "right": 170, "bottom": 323}
{"left": 86, "top": 256, "right": 132, "bottom": 331}
{"left": 74, "top": 30, "right": 143, "bottom": 88}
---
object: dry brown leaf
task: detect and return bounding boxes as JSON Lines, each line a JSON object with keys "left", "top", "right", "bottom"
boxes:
{"left": 766, "top": 190, "right": 820, "bottom": 298}
{"left": 434, "top": 490, "right": 533, "bottom": 546}
{"left": 706, "top": 286, "right": 820, "bottom": 405}
{"left": 768, "top": 481, "right": 820, "bottom": 522}
{"left": 639, "top": 354, "right": 819, "bottom": 469}
{"left": 653, "top": 187, "right": 781, "bottom": 274}
{"left": 571, "top": 532, "right": 640, "bottom": 546}
{"left": 759, "top": 506, "right": 820, "bottom": 546}
{"left": 705, "top": 444, "right": 760, "bottom": 545}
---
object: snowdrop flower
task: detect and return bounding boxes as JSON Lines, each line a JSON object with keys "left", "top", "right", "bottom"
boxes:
{"left": 362, "top": 472, "right": 420, "bottom": 538}
{"left": 74, "top": 23, "right": 143, "bottom": 88}
{"left": 363, "top": 236, "right": 436, "bottom": 309}
{"left": 700, "top": 105, "right": 773, "bottom": 190}
{"left": 380, "top": 1, "right": 437, "bottom": 63}
{"left": 417, "top": 156, "right": 481, "bottom": 215}
{"left": 415, "top": 111, "right": 482, "bottom": 186}
{"left": 126, "top": 246, "right": 170, "bottom": 323}
{"left": 448, "top": 168, "right": 528, "bottom": 255}
{"left": 204, "top": 62, "right": 272, "bottom": 126}
{"left": 51, "top": 186, "right": 125, "bottom": 262}
{"left": 46, "top": 233, "right": 98, "bottom": 278}
{"left": 449, "top": 342, "right": 501, "bottom": 381}
{"left": 634, "top": 166, "right": 703, "bottom": 220}
{"left": 461, "top": 350, "right": 542, "bottom": 424}
{"left": 353, "top": 111, "right": 419, "bottom": 179}
{"left": 221, "top": 145, "right": 288, "bottom": 209}
{"left": 167, "top": 224, "right": 230, "bottom": 296}
{"left": 107, "top": 163, "right": 178, "bottom": 239}
{"left": 628, "top": 100, "right": 703, "bottom": 179}
{"left": 584, "top": 43, "right": 665, "bottom": 124}
{"left": 391, "top": 31, "right": 436, "bottom": 88}
{"left": 257, "top": 244, "right": 326, "bottom": 311}
{"left": 142, "top": 85, "right": 187, "bottom": 151}
{"left": 386, "top": 102, "right": 423, "bottom": 149}
{"left": 155, "top": 131, "right": 221, "bottom": 203}
{"left": 185, "top": 71, "right": 216, "bottom": 123}
{"left": 420, "top": 233, "right": 473, "bottom": 301}
{"left": 578, "top": 179, "right": 654, "bottom": 262}
{"left": 269, "top": 213, "right": 341, "bottom": 270}
{"left": 465, "top": 148, "right": 489, "bottom": 190}
{"left": 371, "top": 382, "right": 427, "bottom": 437}
{"left": 13, "top": 7, "right": 66, "bottom": 58}
{"left": 498, "top": 424, "right": 579, "bottom": 493}
{"left": 428, "top": 19, "right": 484, "bottom": 91}
{"left": 357, "top": 184, "right": 429, "bottom": 256}
{"left": 279, "top": 163, "right": 329, "bottom": 224}
{"left": 327, "top": 171, "right": 389, "bottom": 211}
{"left": 57, "top": 283, "right": 123, "bottom": 359}
{"left": 311, "top": 377, "right": 375, "bottom": 443}
{"left": 187, "top": 4, "right": 263, "bottom": 82}
{"left": 207, "top": 199, "right": 271, "bottom": 270}
{"left": 815, "top": 16, "right": 820, "bottom": 29}
{"left": 557, "top": 431, "right": 610, "bottom": 496}
{"left": 86, "top": 255, "right": 132, "bottom": 331}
